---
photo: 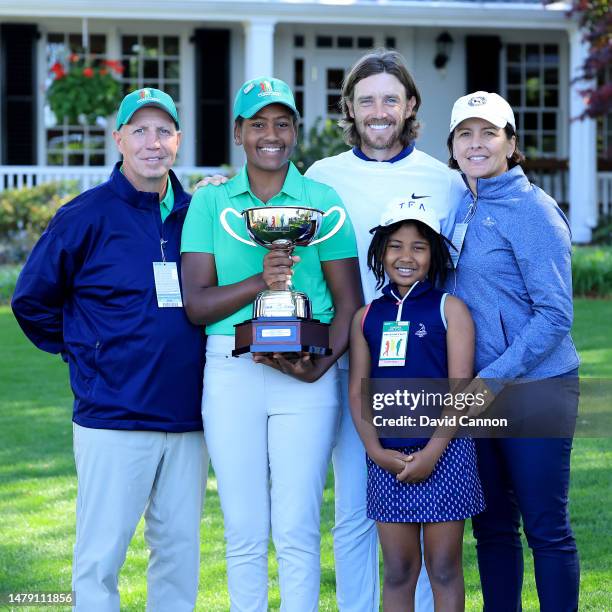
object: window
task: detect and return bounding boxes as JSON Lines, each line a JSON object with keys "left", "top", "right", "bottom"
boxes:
{"left": 338, "top": 37, "right": 354, "bottom": 49}
{"left": 120, "top": 35, "right": 181, "bottom": 104}
{"left": 325, "top": 68, "right": 346, "bottom": 117}
{"left": 311, "top": 35, "right": 376, "bottom": 50}
{"left": 45, "top": 33, "right": 108, "bottom": 166}
{"left": 504, "top": 43, "right": 560, "bottom": 158}
{"left": 357, "top": 36, "right": 374, "bottom": 49}
{"left": 294, "top": 58, "right": 305, "bottom": 119}
{"left": 326, "top": 68, "right": 344, "bottom": 115}
{"left": 315, "top": 36, "right": 333, "bottom": 49}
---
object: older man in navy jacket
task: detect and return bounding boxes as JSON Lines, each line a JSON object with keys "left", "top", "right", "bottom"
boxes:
{"left": 12, "top": 88, "right": 207, "bottom": 611}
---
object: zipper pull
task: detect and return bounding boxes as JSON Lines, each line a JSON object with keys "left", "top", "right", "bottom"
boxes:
{"left": 160, "top": 238, "right": 168, "bottom": 263}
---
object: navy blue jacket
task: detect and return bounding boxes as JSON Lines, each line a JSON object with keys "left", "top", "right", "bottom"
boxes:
{"left": 12, "top": 163, "right": 205, "bottom": 432}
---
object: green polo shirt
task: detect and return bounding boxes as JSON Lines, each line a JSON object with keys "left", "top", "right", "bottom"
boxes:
{"left": 159, "top": 178, "right": 174, "bottom": 222}
{"left": 181, "top": 162, "right": 357, "bottom": 336}
{"left": 120, "top": 165, "right": 174, "bottom": 222}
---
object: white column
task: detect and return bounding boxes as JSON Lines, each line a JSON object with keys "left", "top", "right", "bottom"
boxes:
{"left": 243, "top": 18, "right": 276, "bottom": 81}
{"left": 568, "top": 27, "right": 597, "bottom": 243}
{"left": 106, "top": 26, "right": 121, "bottom": 165}
{"left": 179, "top": 30, "right": 196, "bottom": 166}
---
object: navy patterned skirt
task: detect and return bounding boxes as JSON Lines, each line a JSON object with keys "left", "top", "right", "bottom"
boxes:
{"left": 366, "top": 438, "right": 485, "bottom": 523}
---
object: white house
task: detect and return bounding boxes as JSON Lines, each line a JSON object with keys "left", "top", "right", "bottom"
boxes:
{"left": 0, "top": 0, "right": 609, "bottom": 242}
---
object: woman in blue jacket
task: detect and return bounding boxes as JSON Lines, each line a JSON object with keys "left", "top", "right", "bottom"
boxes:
{"left": 446, "top": 91, "right": 580, "bottom": 611}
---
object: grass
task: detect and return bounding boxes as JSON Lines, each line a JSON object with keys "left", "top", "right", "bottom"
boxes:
{"left": 0, "top": 300, "right": 611, "bottom": 610}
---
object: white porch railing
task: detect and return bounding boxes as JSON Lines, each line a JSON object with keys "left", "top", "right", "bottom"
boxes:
{"left": 2, "top": 163, "right": 612, "bottom": 217}
{"left": 598, "top": 172, "right": 612, "bottom": 217}
{"left": 0, "top": 165, "right": 228, "bottom": 193}
{"left": 526, "top": 170, "right": 568, "bottom": 207}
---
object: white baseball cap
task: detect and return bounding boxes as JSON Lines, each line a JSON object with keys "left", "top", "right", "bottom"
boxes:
{"left": 449, "top": 91, "right": 516, "bottom": 133}
{"left": 373, "top": 196, "right": 441, "bottom": 234}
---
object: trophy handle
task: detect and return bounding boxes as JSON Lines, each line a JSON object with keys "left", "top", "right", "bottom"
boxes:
{"left": 219, "top": 207, "right": 257, "bottom": 247}
{"left": 309, "top": 206, "right": 346, "bottom": 246}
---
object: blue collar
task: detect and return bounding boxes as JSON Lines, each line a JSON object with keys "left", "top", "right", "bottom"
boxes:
{"left": 464, "top": 165, "right": 530, "bottom": 199}
{"left": 352, "top": 142, "right": 415, "bottom": 163}
{"left": 107, "top": 162, "right": 190, "bottom": 212}
{"left": 382, "top": 279, "right": 432, "bottom": 302}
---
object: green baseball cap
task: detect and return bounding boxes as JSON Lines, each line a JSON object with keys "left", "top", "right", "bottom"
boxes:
{"left": 116, "top": 87, "right": 180, "bottom": 130}
{"left": 233, "top": 77, "right": 299, "bottom": 121}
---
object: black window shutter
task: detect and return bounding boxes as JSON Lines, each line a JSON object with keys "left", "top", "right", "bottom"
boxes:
{"left": 193, "top": 28, "right": 230, "bottom": 166}
{"left": 465, "top": 36, "right": 501, "bottom": 94}
{"left": 1, "top": 23, "right": 38, "bottom": 164}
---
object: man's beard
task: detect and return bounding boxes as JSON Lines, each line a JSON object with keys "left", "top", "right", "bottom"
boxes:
{"left": 357, "top": 118, "right": 404, "bottom": 151}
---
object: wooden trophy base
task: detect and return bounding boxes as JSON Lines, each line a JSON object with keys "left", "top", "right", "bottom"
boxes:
{"left": 233, "top": 316, "right": 331, "bottom": 357}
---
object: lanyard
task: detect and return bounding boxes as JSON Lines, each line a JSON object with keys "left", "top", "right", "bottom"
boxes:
{"left": 390, "top": 281, "right": 420, "bottom": 321}
{"left": 461, "top": 193, "right": 478, "bottom": 224}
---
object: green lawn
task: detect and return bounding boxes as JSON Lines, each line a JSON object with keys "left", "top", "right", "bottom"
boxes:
{"left": 0, "top": 300, "right": 610, "bottom": 610}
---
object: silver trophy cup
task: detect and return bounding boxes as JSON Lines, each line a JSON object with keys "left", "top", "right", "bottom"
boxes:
{"left": 219, "top": 205, "right": 346, "bottom": 355}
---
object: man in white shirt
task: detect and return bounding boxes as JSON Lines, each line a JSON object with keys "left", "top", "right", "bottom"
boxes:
{"left": 306, "top": 48, "right": 464, "bottom": 612}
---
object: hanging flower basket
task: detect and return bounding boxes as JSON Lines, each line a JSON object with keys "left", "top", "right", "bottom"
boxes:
{"left": 47, "top": 55, "right": 124, "bottom": 125}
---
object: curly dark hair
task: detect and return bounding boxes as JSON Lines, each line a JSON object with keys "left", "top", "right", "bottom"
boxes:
{"left": 447, "top": 124, "right": 525, "bottom": 170}
{"left": 339, "top": 48, "right": 421, "bottom": 148}
{"left": 367, "top": 220, "right": 450, "bottom": 290}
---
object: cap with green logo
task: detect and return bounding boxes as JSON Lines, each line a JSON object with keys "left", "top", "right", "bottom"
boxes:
{"left": 233, "top": 77, "right": 299, "bottom": 121}
{"left": 116, "top": 88, "right": 180, "bottom": 130}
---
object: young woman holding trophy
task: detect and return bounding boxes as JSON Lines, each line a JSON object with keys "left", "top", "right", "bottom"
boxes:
{"left": 180, "top": 77, "right": 362, "bottom": 611}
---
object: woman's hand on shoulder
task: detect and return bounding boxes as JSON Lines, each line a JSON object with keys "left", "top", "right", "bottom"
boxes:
{"left": 193, "top": 174, "right": 228, "bottom": 190}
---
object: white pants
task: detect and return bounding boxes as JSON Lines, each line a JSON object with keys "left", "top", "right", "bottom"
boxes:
{"left": 333, "top": 368, "right": 379, "bottom": 611}
{"left": 72, "top": 424, "right": 208, "bottom": 612}
{"left": 203, "top": 336, "right": 340, "bottom": 612}
{"left": 335, "top": 369, "right": 434, "bottom": 612}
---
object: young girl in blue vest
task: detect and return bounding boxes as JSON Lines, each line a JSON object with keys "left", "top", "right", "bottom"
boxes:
{"left": 348, "top": 196, "right": 485, "bottom": 611}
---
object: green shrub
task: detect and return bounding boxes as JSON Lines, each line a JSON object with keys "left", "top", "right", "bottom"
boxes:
{"left": 292, "top": 118, "right": 349, "bottom": 174}
{"left": 0, "top": 182, "right": 78, "bottom": 264}
{"left": 572, "top": 246, "right": 612, "bottom": 297}
{"left": 591, "top": 214, "right": 612, "bottom": 245}
{"left": 0, "top": 265, "right": 21, "bottom": 304}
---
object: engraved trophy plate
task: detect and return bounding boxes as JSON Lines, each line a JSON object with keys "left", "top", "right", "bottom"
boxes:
{"left": 220, "top": 205, "right": 346, "bottom": 356}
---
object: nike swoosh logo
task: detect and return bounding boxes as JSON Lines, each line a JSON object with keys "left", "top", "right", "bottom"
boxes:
{"left": 411, "top": 193, "right": 430, "bottom": 199}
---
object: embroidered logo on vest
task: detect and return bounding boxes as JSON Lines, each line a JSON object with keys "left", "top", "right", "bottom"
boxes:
{"left": 415, "top": 323, "right": 427, "bottom": 338}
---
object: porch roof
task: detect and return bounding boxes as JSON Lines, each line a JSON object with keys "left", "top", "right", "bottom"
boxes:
{"left": 0, "top": 1, "right": 575, "bottom": 31}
